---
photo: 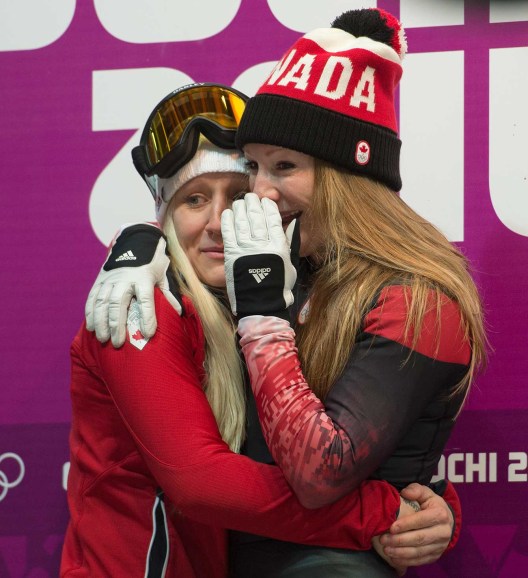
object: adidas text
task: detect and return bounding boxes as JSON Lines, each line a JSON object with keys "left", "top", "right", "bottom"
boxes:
{"left": 249, "top": 268, "right": 271, "bottom": 283}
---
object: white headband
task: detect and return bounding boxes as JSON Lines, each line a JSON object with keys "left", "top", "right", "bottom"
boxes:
{"left": 155, "top": 137, "right": 248, "bottom": 224}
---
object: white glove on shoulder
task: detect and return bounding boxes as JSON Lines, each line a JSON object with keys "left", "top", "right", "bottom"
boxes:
{"left": 85, "top": 223, "right": 182, "bottom": 347}
{"left": 221, "top": 193, "right": 299, "bottom": 319}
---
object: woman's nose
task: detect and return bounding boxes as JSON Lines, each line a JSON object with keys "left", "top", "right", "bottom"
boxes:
{"left": 205, "top": 203, "right": 225, "bottom": 236}
{"left": 251, "top": 173, "right": 280, "bottom": 202}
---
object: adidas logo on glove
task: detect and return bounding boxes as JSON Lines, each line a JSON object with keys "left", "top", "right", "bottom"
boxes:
{"left": 116, "top": 250, "right": 137, "bottom": 262}
{"left": 249, "top": 268, "right": 271, "bottom": 283}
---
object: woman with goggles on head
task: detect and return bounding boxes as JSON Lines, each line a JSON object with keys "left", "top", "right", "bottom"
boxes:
{"left": 78, "top": 78, "right": 462, "bottom": 577}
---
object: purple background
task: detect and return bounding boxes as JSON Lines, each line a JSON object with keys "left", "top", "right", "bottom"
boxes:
{"left": 1, "top": 1, "right": 527, "bottom": 576}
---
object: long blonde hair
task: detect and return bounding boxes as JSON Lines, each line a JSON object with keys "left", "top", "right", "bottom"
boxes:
{"left": 163, "top": 217, "right": 246, "bottom": 453}
{"left": 296, "top": 160, "right": 487, "bottom": 407}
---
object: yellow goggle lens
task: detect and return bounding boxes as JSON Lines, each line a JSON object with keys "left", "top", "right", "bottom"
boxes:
{"left": 144, "top": 86, "right": 247, "bottom": 166}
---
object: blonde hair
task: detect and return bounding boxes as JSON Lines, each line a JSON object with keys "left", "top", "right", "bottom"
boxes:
{"left": 163, "top": 217, "right": 246, "bottom": 453}
{"left": 297, "top": 160, "right": 487, "bottom": 409}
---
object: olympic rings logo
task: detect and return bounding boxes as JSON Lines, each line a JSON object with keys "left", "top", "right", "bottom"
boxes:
{"left": 0, "top": 452, "right": 25, "bottom": 502}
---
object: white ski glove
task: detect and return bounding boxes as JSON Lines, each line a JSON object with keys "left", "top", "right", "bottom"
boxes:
{"left": 221, "top": 193, "right": 299, "bottom": 319}
{"left": 85, "top": 223, "right": 182, "bottom": 347}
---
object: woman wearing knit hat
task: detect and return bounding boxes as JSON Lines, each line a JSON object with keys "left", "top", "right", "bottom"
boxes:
{"left": 66, "top": 82, "right": 457, "bottom": 578}
{"left": 221, "top": 7, "right": 486, "bottom": 576}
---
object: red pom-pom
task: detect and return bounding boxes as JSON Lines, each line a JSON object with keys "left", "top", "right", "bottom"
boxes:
{"left": 332, "top": 8, "right": 407, "bottom": 60}
{"left": 374, "top": 8, "right": 407, "bottom": 59}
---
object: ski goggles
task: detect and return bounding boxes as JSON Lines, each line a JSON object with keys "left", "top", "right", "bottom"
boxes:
{"left": 132, "top": 83, "right": 248, "bottom": 183}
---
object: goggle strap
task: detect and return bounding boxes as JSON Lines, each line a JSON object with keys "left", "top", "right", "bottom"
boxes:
{"left": 132, "top": 146, "right": 149, "bottom": 177}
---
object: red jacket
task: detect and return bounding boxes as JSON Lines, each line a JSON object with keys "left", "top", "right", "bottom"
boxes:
{"left": 61, "top": 290, "right": 408, "bottom": 578}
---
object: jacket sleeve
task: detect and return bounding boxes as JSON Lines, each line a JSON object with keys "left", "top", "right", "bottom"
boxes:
{"left": 79, "top": 289, "right": 402, "bottom": 550}
{"left": 237, "top": 285, "right": 470, "bottom": 509}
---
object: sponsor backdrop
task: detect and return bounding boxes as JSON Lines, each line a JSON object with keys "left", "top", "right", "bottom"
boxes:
{"left": 1, "top": 0, "right": 527, "bottom": 576}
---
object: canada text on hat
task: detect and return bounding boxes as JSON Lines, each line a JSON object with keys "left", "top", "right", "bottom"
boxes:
{"left": 236, "top": 8, "right": 407, "bottom": 191}
{"left": 262, "top": 27, "right": 402, "bottom": 132}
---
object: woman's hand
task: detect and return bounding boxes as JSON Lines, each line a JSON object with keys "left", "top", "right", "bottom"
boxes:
{"left": 372, "top": 482, "right": 455, "bottom": 574}
{"left": 372, "top": 496, "right": 418, "bottom": 575}
{"left": 221, "top": 192, "right": 299, "bottom": 319}
{"left": 85, "top": 223, "right": 182, "bottom": 347}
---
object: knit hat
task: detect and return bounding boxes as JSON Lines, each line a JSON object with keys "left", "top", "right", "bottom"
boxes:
{"left": 236, "top": 8, "right": 407, "bottom": 191}
{"left": 154, "top": 136, "right": 248, "bottom": 224}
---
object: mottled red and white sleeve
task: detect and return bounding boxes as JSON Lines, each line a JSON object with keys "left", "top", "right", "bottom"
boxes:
{"left": 238, "top": 285, "right": 470, "bottom": 510}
